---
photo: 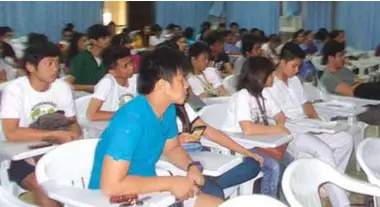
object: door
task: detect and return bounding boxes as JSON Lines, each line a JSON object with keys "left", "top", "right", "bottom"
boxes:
{"left": 128, "top": 1, "right": 155, "bottom": 30}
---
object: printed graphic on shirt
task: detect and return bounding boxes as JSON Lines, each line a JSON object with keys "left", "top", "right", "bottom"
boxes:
{"left": 118, "top": 93, "right": 134, "bottom": 108}
{"left": 30, "top": 101, "right": 57, "bottom": 121}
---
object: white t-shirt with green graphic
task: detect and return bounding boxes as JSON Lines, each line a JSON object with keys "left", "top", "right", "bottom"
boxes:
{"left": 92, "top": 74, "right": 138, "bottom": 112}
{"left": 0, "top": 76, "right": 76, "bottom": 127}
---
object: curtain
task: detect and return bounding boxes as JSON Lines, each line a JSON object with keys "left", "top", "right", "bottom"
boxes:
{"left": 304, "top": 1, "right": 332, "bottom": 31}
{"left": 335, "top": 2, "right": 380, "bottom": 50}
{"left": 155, "top": 2, "right": 213, "bottom": 31}
{"left": 225, "top": 1, "right": 280, "bottom": 34}
{"left": 0, "top": 1, "right": 102, "bottom": 43}
{"left": 285, "top": 1, "right": 301, "bottom": 17}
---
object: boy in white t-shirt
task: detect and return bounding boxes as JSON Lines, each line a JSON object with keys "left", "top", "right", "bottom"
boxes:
{"left": 186, "top": 42, "right": 229, "bottom": 98}
{"left": 0, "top": 42, "right": 81, "bottom": 206}
{"left": 87, "top": 46, "right": 137, "bottom": 121}
{"left": 233, "top": 34, "right": 262, "bottom": 75}
{"left": 267, "top": 42, "right": 354, "bottom": 207}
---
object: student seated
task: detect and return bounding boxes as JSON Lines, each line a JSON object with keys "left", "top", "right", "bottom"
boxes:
{"left": 223, "top": 56, "right": 294, "bottom": 198}
{"left": 321, "top": 40, "right": 380, "bottom": 125}
{"left": 88, "top": 46, "right": 222, "bottom": 207}
{"left": 233, "top": 34, "right": 262, "bottom": 75}
{"left": 299, "top": 30, "right": 318, "bottom": 82}
{"left": 65, "top": 24, "right": 110, "bottom": 92}
{"left": 321, "top": 40, "right": 380, "bottom": 100}
{"left": 184, "top": 27, "right": 196, "bottom": 46}
{"left": 87, "top": 46, "right": 137, "bottom": 121}
{"left": 267, "top": 42, "right": 354, "bottom": 207}
{"left": 229, "top": 22, "right": 240, "bottom": 44}
{"left": 223, "top": 31, "right": 240, "bottom": 54}
{"left": 186, "top": 42, "right": 229, "bottom": 98}
{"left": 204, "top": 31, "right": 233, "bottom": 76}
{"left": 234, "top": 28, "right": 248, "bottom": 49}
{"left": 149, "top": 24, "right": 165, "bottom": 47}
{"left": 1, "top": 42, "right": 82, "bottom": 206}
{"left": 261, "top": 34, "right": 282, "bottom": 65}
{"left": 176, "top": 103, "right": 262, "bottom": 199}
{"left": 314, "top": 28, "right": 330, "bottom": 54}
{"left": 292, "top": 29, "right": 305, "bottom": 45}
{"left": 196, "top": 21, "right": 211, "bottom": 41}
{"left": 330, "top": 30, "right": 345, "bottom": 44}
{"left": 65, "top": 32, "right": 88, "bottom": 73}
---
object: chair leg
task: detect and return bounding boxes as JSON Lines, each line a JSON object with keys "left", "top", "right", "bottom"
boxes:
{"left": 239, "top": 172, "right": 263, "bottom": 196}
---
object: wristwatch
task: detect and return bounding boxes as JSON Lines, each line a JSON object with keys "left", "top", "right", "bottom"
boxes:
{"left": 187, "top": 161, "right": 204, "bottom": 173}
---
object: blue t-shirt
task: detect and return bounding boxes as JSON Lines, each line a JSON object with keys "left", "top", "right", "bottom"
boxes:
{"left": 88, "top": 95, "right": 178, "bottom": 189}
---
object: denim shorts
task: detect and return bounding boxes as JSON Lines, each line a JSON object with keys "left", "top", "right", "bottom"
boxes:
{"left": 8, "top": 159, "right": 35, "bottom": 186}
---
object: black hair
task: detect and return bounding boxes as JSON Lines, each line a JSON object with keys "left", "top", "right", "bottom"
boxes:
{"left": 241, "top": 33, "right": 262, "bottom": 57}
{"left": 183, "top": 27, "right": 194, "bottom": 39}
{"left": 27, "top": 33, "right": 48, "bottom": 46}
{"left": 322, "top": 40, "right": 345, "bottom": 65}
{"left": 219, "top": 23, "right": 226, "bottom": 28}
{"left": 250, "top": 28, "right": 259, "bottom": 33}
{"left": 0, "top": 26, "right": 13, "bottom": 37}
{"left": 109, "top": 34, "right": 125, "bottom": 47}
{"left": 66, "top": 32, "right": 85, "bottom": 66}
{"left": 229, "top": 22, "right": 239, "bottom": 28}
{"left": 166, "top": 23, "right": 176, "bottom": 30}
{"left": 330, "top": 29, "right": 344, "bottom": 40}
{"left": 137, "top": 46, "right": 184, "bottom": 94}
{"left": 176, "top": 104, "right": 192, "bottom": 132}
{"left": 293, "top": 29, "right": 305, "bottom": 40}
{"left": 239, "top": 28, "right": 248, "bottom": 36}
{"left": 152, "top": 24, "right": 162, "bottom": 34}
{"left": 108, "top": 21, "right": 116, "bottom": 27}
{"left": 199, "top": 27, "right": 210, "bottom": 41}
{"left": 87, "top": 24, "right": 110, "bottom": 40}
{"left": 315, "top": 29, "right": 329, "bottom": 41}
{"left": 203, "top": 31, "right": 224, "bottom": 46}
{"left": 269, "top": 34, "right": 281, "bottom": 44}
{"left": 174, "top": 25, "right": 182, "bottom": 29}
{"left": 237, "top": 56, "right": 275, "bottom": 97}
{"left": 304, "top": 30, "right": 313, "bottom": 36}
{"left": 101, "top": 46, "right": 131, "bottom": 71}
{"left": 22, "top": 42, "right": 60, "bottom": 75}
{"left": 279, "top": 42, "right": 306, "bottom": 61}
{"left": 65, "top": 23, "right": 75, "bottom": 31}
{"left": 201, "top": 21, "right": 211, "bottom": 29}
{"left": 188, "top": 41, "right": 211, "bottom": 58}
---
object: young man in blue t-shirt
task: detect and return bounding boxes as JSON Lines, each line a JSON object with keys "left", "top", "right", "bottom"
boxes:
{"left": 89, "top": 46, "right": 222, "bottom": 206}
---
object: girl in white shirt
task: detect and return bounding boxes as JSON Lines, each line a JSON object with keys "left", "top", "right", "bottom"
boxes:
{"left": 186, "top": 42, "right": 229, "bottom": 98}
{"left": 222, "top": 56, "right": 294, "bottom": 199}
{"left": 87, "top": 46, "right": 137, "bottom": 121}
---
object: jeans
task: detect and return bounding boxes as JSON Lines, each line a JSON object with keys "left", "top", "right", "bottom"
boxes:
{"left": 201, "top": 156, "right": 261, "bottom": 199}
{"left": 182, "top": 143, "right": 261, "bottom": 199}
{"left": 250, "top": 148, "right": 294, "bottom": 198}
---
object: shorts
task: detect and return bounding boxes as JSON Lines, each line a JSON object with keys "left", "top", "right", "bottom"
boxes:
{"left": 8, "top": 159, "right": 35, "bottom": 186}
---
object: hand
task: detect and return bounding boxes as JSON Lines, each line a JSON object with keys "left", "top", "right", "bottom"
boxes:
{"left": 249, "top": 152, "right": 264, "bottom": 167}
{"left": 51, "top": 131, "right": 80, "bottom": 143}
{"left": 187, "top": 165, "right": 205, "bottom": 187}
{"left": 169, "top": 176, "right": 199, "bottom": 201}
{"left": 178, "top": 133, "right": 200, "bottom": 144}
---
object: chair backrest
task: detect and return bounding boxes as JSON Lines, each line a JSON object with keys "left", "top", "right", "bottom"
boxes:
{"left": 222, "top": 75, "right": 237, "bottom": 95}
{"left": 311, "top": 56, "right": 326, "bottom": 71}
{"left": 219, "top": 195, "right": 287, "bottom": 207}
{"left": 199, "top": 103, "right": 229, "bottom": 130}
{"left": 282, "top": 158, "right": 380, "bottom": 207}
{"left": 36, "top": 139, "right": 99, "bottom": 189}
{"left": 356, "top": 138, "right": 380, "bottom": 186}
{"left": 75, "top": 95, "right": 92, "bottom": 119}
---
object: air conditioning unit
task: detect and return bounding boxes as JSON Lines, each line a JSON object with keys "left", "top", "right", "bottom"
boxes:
{"left": 279, "top": 16, "right": 302, "bottom": 33}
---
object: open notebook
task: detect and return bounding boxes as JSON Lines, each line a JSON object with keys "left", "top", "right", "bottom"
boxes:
{"left": 286, "top": 118, "right": 348, "bottom": 134}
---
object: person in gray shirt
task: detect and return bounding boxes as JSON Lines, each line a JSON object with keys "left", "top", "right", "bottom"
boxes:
{"left": 321, "top": 40, "right": 380, "bottom": 125}
{"left": 321, "top": 40, "right": 380, "bottom": 100}
{"left": 233, "top": 34, "right": 262, "bottom": 75}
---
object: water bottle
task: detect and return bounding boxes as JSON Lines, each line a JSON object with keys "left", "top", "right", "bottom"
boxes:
{"left": 348, "top": 107, "right": 357, "bottom": 125}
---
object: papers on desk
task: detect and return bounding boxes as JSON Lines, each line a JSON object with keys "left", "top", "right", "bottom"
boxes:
{"left": 286, "top": 118, "right": 348, "bottom": 134}
{"left": 314, "top": 100, "right": 355, "bottom": 109}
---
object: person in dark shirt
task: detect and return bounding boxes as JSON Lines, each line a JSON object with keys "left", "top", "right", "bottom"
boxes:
{"left": 204, "top": 31, "right": 233, "bottom": 76}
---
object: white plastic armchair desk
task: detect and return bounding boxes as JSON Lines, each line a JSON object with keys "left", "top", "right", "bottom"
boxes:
{"left": 222, "top": 75, "right": 237, "bottom": 95}
{"left": 0, "top": 185, "right": 34, "bottom": 207}
{"left": 356, "top": 138, "right": 380, "bottom": 207}
{"left": 311, "top": 56, "right": 326, "bottom": 72}
{"left": 35, "top": 139, "right": 176, "bottom": 207}
{"left": 218, "top": 194, "right": 287, "bottom": 207}
{"left": 282, "top": 158, "right": 380, "bottom": 207}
